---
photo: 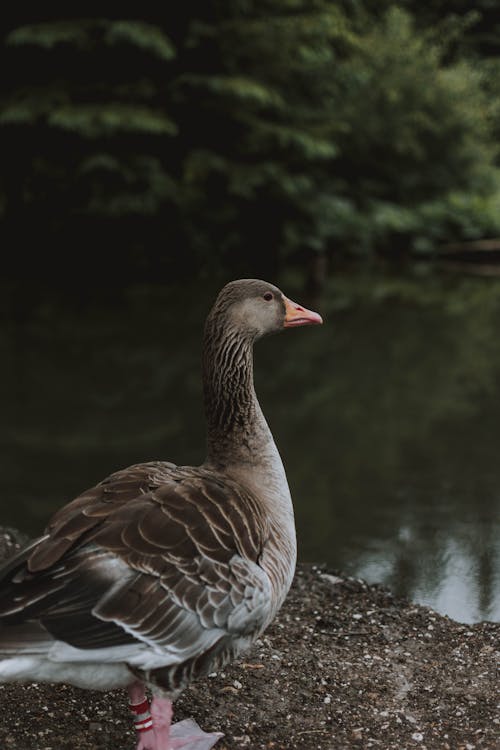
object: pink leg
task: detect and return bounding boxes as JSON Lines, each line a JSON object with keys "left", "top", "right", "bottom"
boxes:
{"left": 128, "top": 680, "right": 156, "bottom": 750}
{"left": 150, "top": 697, "right": 173, "bottom": 748}
{"left": 127, "top": 684, "right": 223, "bottom": 750}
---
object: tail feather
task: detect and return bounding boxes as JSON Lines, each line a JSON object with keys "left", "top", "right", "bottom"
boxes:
{"left": 0, "top": 621, "right": 54, "bottom": 656}
{"left": 0, "top": 536, "right": 54, "bottom": 658}
{"left": 0, "top": 536, "right": 47, "bottom": 584}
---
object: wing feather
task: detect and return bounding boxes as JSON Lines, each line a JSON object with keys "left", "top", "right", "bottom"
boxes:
{"left": 0, "top": 462, "right": 272, "bottom": 678}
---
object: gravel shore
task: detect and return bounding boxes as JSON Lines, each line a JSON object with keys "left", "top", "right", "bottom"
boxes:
{"left": 0, "top": 528, "right": 498, "bottom": 750}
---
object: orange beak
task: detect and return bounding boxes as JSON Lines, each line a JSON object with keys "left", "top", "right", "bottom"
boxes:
{"left": 283, "top": 296, "right": 323, "bottom": 328}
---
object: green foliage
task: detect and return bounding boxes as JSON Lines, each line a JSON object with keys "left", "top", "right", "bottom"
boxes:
{"left": 104, "top": 21, "right": 176, "bottom": 60}
{"left": 6, "top": 21, "right": 92, "bottom": 49}
{"left": 0, "top": 5, "right": 499, "bottom": 281}
{"left": 315, "top": 6, "right": 500, "bottom": 255}
{"left": 178, "top": 74, "right": 285, "bottom": 108}
{"left": 335, "top": 9, "right": 496, "bottom": 187}
{"left": 7, "top": 19, "right": 176, "bottom": 59}
{"left": 48, "top": 105, "right": 177, "bottom": 138}
{"left": 78, "top": 155, "right": 178, "bottom": 216}
{"left": 336, "top": 184, "right": 500, "bottom": 257}
{"left": 0, "top": 16, "right": 181, "bottom": 282}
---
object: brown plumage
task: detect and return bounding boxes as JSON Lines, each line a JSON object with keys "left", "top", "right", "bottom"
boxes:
{"left": 0, "top": 279, "right": 322, "bottom": 750}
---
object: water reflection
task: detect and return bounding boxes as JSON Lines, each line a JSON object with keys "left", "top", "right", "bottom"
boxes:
{"left": 0, "top": 275, "right": 499, "bottom": 623}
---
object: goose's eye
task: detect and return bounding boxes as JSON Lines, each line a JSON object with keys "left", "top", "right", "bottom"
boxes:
{"left": 263, "top": 292, "right": 273, "bottom": 301}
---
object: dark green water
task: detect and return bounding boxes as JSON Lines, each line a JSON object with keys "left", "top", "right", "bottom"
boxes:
{"left": 0, "top": 274, "right": 499, "bottom": 623}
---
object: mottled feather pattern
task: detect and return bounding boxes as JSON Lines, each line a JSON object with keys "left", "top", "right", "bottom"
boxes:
{"left": 0, "top": 461, "right": 272, "bottom": 691}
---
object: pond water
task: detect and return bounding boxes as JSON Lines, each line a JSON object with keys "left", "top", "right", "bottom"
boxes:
{"left": 0, "top": 273, "right": 499, "bottom": 623}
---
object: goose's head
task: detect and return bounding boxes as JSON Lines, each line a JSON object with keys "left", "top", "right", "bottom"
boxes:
{"left": 209, "top": 279, "right": 323, "bottom": 340}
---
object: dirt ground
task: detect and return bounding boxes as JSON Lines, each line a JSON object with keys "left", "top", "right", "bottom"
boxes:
{"left": 0, "top": 528, "right": 498, "bottom": 750}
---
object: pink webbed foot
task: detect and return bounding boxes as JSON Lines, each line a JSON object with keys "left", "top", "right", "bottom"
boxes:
{"left": 169, "top": 718, "right": 223, "bottom": 750}
{"left": 135, "top": 728, "right": 157, "bottom": 750}
{"left": 134, "top": 696, "right": 222, "bottom": 750}
{"left": 147, "top": 697, "right": 223, "bottom": 750}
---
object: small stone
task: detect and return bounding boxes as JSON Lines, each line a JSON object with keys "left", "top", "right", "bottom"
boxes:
{"left": 320, "top": 574, "right": 343, "bottom": 585}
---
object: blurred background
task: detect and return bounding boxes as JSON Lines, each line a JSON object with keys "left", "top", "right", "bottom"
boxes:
{"left": 0, "top": 4, "right": 499, "bottom": 623}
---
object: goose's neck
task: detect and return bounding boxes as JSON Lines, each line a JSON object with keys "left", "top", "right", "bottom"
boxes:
{"left": 202, "top": 320, "right": 271, "bottom": 468}
{"left": 202, "top": 315, "right": 297, "bottom": 604}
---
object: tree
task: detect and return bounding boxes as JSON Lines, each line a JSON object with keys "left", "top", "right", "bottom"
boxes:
{"left": 0, "top": 17, "right": 181, "bottom": 281}
{"left": 0, "top": 5, "right": 499, "bottom": 284}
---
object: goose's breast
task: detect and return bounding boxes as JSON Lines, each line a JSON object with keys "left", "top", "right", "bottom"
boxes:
{"left": 214, "top": 450, "right": 297, "bottom": 621}
{"left": 259, "top": 517, "right": 297, "bottom": 619}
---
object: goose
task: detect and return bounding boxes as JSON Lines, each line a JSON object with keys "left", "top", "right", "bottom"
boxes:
{"left": 0, "top": 279, "right": 322, "bottom": 750}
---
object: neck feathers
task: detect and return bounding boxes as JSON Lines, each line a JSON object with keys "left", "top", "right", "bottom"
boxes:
{"left": 202, "top": 316, "right": 270, "bottom": 466}
{"left": 202, "top": 300, "right": 297, "bottom": 596}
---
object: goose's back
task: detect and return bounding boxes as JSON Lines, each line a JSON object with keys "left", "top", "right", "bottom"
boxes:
{"left": 0, "top": 461, "right": 275, "bottom": 693}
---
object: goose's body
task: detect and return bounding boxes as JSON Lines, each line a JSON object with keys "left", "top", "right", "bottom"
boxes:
{"left": 0, "top": 460, "right": 292, "bottom": 693}
{"left": 0, "top": 279, "right": 321, "bottom": 750}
